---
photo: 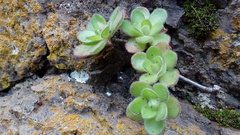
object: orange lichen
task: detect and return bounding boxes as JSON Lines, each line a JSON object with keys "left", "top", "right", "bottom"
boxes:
{"left": 230, "top": 14, "right": 240, "bottom": 31}
{"left": 209, "top": 29, "right": 240, "bottom": 70}
{"left": 166, "top": 120, "right": 206, "bottom": 135}
{"left": 0, "top": 0, "right": 47, "bottom": 89}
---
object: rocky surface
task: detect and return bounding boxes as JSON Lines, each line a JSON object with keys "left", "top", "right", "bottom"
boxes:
{"left": 0, "top": 74, "right": 239, "bottom": 135}
{"left": 0, "top": 0, "right": 239, "bottom": 134}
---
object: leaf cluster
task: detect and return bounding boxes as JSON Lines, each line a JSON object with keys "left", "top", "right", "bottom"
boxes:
{"left": 127, "top": 82, "right": 180, "bottom": 134}
{"left": 121, "top": 7, "right": 170, "bottom": 53}
{"left": 74, "top": 7, "right": 125, "bottom": 57}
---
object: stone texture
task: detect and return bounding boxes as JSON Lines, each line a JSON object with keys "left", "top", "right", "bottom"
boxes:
{"left": 0, "top": 0, "right": 185, "bottom": 91}
{"left": 173, "top": 0, "right": 240, "bottom": 107}
{"left": 0, "top": 74, "right": 239, "bottom": 135}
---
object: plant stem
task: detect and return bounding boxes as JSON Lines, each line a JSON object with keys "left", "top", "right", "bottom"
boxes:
{"left": 179, "top": 75, "right": 220, "bottom": 92}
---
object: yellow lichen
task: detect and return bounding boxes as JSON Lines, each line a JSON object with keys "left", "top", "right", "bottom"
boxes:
{"left": 209, "top": 29, "right": 240, "bottom": 70}
{"left": 166, "top": 120, "right": 206, "bottom": 135}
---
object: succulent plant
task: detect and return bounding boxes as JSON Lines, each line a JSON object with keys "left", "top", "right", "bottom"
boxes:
{"left": 131, "top": 43, "right": 179, "bottom": 86}
{"left": 74, "top": 7, "right": 125, "bottom": 57}
{"left": 126, "top": 81, "right": 180, "bottom": 135}
{"left": 120, "top": 7, "right": 170, "bottom": 53}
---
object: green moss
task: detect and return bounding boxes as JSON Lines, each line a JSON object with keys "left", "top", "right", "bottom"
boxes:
{"left": 183, "top": 0, "right": 219, "bottom": 38}
{"left": 194, "top": 104, "right": 240, "bottom": 129}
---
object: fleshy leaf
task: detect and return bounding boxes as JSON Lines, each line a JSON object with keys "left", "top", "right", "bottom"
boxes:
{"left": 159, "top": 69, "right": 179, "bottom": 87}
{"left": 127, "top": 97, "right": 147, "bottom": 115}
{"left": 155, "top": 102, "right": 168, "bottom": 121}
{"left": 133, "top": 7, "right": 150, "bottom": 19}
{"left": 141, "top": 104, "right": 157, "bottom": 119}
{"left": 142, "top": 60, "right": 154, "bottom": 74}
{"left": 166, "top": 96, "right": 180, "bottom": 119}
{"left": 86, "top": 35, "right": 103, "bottom": 41}
{"left": 153, "top": 83, "right": 169, "bottom": 102}
{"left": 73, "top": 39, "right": 107, "bottom": 57}
{"left": 121, "top": 20, "right": 142, "bottom": 37}
{"left": 109, "top": 7, "right": 125, "bottom": 36}
{"left": 131, "top": 52, "right": 147, "bottom": 72}
{"left": 156, "top": 61, "right": 167, "bottom": 77}
{"left": 163, "top": 50, "right": 178, "bottom": 70}
{"left": 141, "top": 19, "right": 152, "bottom": 28}
{"left": 101, "top": 25, "right": 110, "bottom": 38}
{"left": 141, "top": 88, "right": 158, "bottom": 99}
{"left": 154, "top": 42, "right": 172, "bottom": 54}
{"left": 130, "top": 81, "right": 151, "bottom": 97}
{"left": 90, "top": 14, "right": 107, "bottom": 30}
{"left": 126, "top": 107, "right": 143, "bottom": 121}
{"left": 144, "top": 119, "right": 165, "bottom": 135}
{"left": 149, "top": 22, "right": 164, "bottom": 36}
{"left": 141, "top": 25, "right": 151, "bottom": 35}
{"left": 148, "top": 99, "right": 160, "bottom": 110}
{"left": 125, "top": 38, "right": 146, "bottom": 53}
{"left": 139, "top": 73, "right": 158, "bottom": 84}
{"left": 146, "top": 46, "right": 162, "bottom": 61}
{"left": 78, "top": 31, "right": 97, "bottom": 43}
{"left": 131, "top": 8, "right": 146, "bottom": 28}
{"left": 136, "top": 35, "right": 153, "bottom": 44}
{"left": 149, "top": 8, "right": 167, "bottom": 25}
{"left": 150, "top": 33, "right": 171, "bottom": 46}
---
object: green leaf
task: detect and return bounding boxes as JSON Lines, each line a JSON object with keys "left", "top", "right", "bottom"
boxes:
{"left": 78, "top": 31, "right": 97, "bottom": 43}
{"left": 156, "top": 61, "right": 167, "bottom": 77}
{"left": 153, "top": 83, "right": 169, "bottom": 102}
{"left": 73, "top": 39, "right": 107, "bottom": 58}
{"left": 120, "top": 20, "right": 142, "bottom": 37}
{"left": 127, "top": 97, "right": 147, "bottom": 115}
{"left": 146, "top": 46, "right": 162, "bottom": 61}
{"left": 133, "top": 7, "right": 150, "bottom": 19}
{"left": 155, "top": 102, "right": 168, "bottom": 121}
{"left": 141, "top": 19, "right": 152, "bottom": 26}
{"left": 149, "top": 8, "right": 168, "bottom": 25}
{"left": 87, "top": 22, "right": 95, "bottom": 31}
{"left": 139, "top": 73, "right": 158, "bottom": 84}
{"left": 131, "top": 7, "right": 149, "bottom": 30}
{"left": 163, "top": 50, "right": 177, "bottom": 70}
{"left": 125, "top": 38, "right": 147, "bottom": 53}
{"left": 141, "top": 88, "right": 158, "bottom": 100}
{"left": 131, "top": 52, "right": 147, "bottom": 72}
{"left": 142, "top": 59, "right": 154, "bottom": 74}
{"left": 101, "top": 25, "right": 110, "bottom": 38}
{"left": 166, "top": 96, "right": 180, "bottom": 119}
{"left": 149, "top": 22, "right": 164, "bottom": 36}
{"left": 141, "top": 104, "right": 158, "bottom": 119}
{"left": 126, "top": 107, "right": 143, "bottom": 121}
{"left": 154, "top": 42, "right": 172, "bottom": 54}
{"left": 130, "top": 81, "right": 151, "bottom": 97}
{"left": 141, "top": 25, "right": 151, "bottom": 35}
{"left": 150, "top": 33, "right": 171, "bottom": 46}
{"left": 90, "top": 14, "right": 107, "bottom": 30}
{"left": 86, "top": 35, "right": 103, "bottom": 41}
{"left": 148, "top": 99, "right": 160, "bottom": 110}
{"left": 135, "top": 35, "right": 153, "bottom": 44}
{"left": 159, "top": 69, "right": 179, "bottom": 87}
{"left": 109, "top": 7, "right": 125, "bottom": 36}
{"left": 144, "top": 119, "right": 165, "bottom": 135}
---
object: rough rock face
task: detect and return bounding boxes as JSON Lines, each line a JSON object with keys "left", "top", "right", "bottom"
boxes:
{"left": 0, "top": 0, "right": 239, "bottom": 134}
{"left": 173, "top": 0, "right": 240, "bottom": 109}
{"left": 0, "top": 0, "right": 185, "bottom": 91}
{"left": 0, "top": 74, "right": 239, "bottom": 135}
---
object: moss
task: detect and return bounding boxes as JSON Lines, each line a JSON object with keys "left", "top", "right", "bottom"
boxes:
{"left": 183, "top": 0, "right": 219, "bottom": 38}
{"left": 194, "top": 104, "right": 240, "bottom": 129}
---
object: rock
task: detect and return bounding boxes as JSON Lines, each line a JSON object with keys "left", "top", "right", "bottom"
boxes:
{"left": 1, "top": 74, "right": 240, "bottom": 134}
